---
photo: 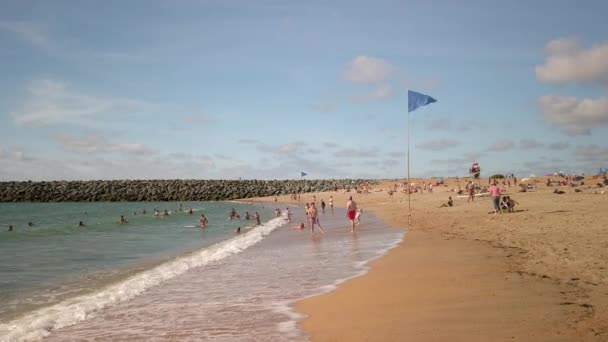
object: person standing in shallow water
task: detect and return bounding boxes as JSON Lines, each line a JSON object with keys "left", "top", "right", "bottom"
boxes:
{"left": 307, "top": 202, "right": 325, "bottom": 235}
{"left": 199, "top": 214, "right": 208, "bottom": 228}
{"left": 346, "top": 196, "right": 357, "bottom": 233}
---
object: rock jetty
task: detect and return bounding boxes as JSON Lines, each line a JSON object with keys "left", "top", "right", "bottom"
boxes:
{"left": 0, "top": 179, "right": 378, "bottom": 202}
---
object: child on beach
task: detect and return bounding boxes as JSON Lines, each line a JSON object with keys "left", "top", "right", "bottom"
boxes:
{"left": 507, "top": 196, "right": 518, "bottom": 212}
{"left": 499, "top": 196, "right": 509, "bottom": 212}
{"left": 440, "top": 196, "right": 453, "bottom": 208}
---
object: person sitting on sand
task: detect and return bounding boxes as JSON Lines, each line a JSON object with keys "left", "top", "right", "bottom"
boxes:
{"left": 507, "top": 196, "right": 518, "bottom": 212}
{"left": 439, "top": 196, "right": 454, "bottom": 208}
{"left": 553, "top": 189, "right": 566, "bottom": 194}
{"left": 117, "top": 215, "right": 128, "bottom": 224}
{"left": 499, "top": 196, "right": 509, "bottom": 211}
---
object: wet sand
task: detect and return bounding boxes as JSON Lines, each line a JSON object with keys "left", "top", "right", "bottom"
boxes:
{"left": 256, "top": 178, "right": 608, "bottom": 341}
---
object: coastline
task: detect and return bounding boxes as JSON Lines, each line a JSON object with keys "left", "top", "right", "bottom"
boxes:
{"left": 254, "top": 179, "right": 607, "bottom": 341}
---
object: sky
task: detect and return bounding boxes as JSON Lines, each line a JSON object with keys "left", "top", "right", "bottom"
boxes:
{"left": 1, "top": 0, "right": 607, "bottom": 181}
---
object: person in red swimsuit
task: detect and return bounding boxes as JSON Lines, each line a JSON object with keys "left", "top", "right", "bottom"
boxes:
{"left": 346, "top": 196, "right": 357, "bottom": 233}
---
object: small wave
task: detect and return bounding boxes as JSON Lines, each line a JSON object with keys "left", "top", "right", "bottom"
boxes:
{"left": 0, "top": 216, "right": 288, "bottom": 342}
{"left": 274, "top": 230, "right": 405, "bottom": 338}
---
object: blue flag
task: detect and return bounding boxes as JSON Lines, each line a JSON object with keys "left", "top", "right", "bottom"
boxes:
{"left": 300, "top": 171, "right": 307, "bottom": 177}
{"left": 408, "top": 90, "right": 437, "bottom": 113}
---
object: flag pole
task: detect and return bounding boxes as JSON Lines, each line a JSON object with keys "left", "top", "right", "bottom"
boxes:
{"left": 407, "top": 110, "right": 411, "bottom": 226}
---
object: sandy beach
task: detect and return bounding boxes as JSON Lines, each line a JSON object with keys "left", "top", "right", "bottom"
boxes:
{"left": 260, "top": 178, "right": 608, "bottom": 341}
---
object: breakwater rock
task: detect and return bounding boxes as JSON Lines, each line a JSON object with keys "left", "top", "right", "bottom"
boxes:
{"left": 0, "top": 179, "right": 379, "bottom": 202}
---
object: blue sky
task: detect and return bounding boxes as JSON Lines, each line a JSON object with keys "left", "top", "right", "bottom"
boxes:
{"left": 1, "top": 0, "right": 607, "bottom": 180}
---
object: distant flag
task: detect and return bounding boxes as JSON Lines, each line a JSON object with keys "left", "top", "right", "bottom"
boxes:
{"left": 300, "top": 171, "right": 308, "bottom": 177}
{"left": 408, "top": 90, "right": 437, "bottom": 113}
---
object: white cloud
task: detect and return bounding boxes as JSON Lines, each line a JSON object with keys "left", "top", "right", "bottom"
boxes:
{"left": 57, "top": 133, "right": 151, "bottom": 155}
{"left": 519, "top": 139, "right": 545, "bottom": 149}
{"left": 12, "top": 80, "right": 145, "bottom": 126}
{"left": 548, "top": 142, "right": 570, "bottom": 150}
{"left": 487, "top": 139, "right": 514, "bottom": 152}
{"left": 256, "top": 141, "right": 306, "bottom": 154}
{"left": 333, "top": 147, "right": 379, "bottom": 158}
{"left": 323, "top": 142, "right": 339, "bottom": 149}
{"left": 0, "top": 21, "right": 48, "bottom": 47}
{"left": 350, "top": 83, "right": 393, "bottom": 102}
{"left": 536, "top": 37, "right": 608, "bottom": 85}
{"left": 0, "top": 146, "right": 35, "bottom": 162}
{"left": 574, "top": 144, "right": 608, "bottom": 164}
{"left": 426, "top": 118, "right": 451, "bottom": 130}
{"left": 343, "top": 56, "right": 395, "bottom": 83}
{"left": 539, "top": 95, "right": 608, "bottom": 135}
{"left": 416, "top": 139, "right": 461, "bottom": 151}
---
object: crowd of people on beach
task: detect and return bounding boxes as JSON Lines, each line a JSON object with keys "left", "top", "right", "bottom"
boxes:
{"left": 291, "top": 195, "right": 361, "bottom": 235}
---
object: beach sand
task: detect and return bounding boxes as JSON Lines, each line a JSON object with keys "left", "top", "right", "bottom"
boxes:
{"left": 257, "top": 178, "right": 608, "bottom": 341}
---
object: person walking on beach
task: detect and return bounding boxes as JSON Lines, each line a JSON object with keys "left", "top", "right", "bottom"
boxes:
{"left": 199, "top": 214, "right": 208, "bottom": 228}
{"left": 308, "top": 202, "right": 325, "bottom": 235}
{"left": 488, "top": 181, "right": 501, "bottom": 214}
{"left": 320, "top": 199, "right": 326, "bottom": 213}
{"left": 466, "top": 181, "right": 475, "bottom": 202}
{"left": 254, "top": 212, "right": 261, "bottom": 226}
{"left": 286, "top": 207, "right": 291, "bottom": 222}
{"left": 346, "top": 196, "right": 357, "bottom": 233}
{"left": 329, "top": 196, "right": 334, "bottom": 214}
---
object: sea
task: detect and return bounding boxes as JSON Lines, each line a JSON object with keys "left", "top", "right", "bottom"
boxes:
{"left": 0, "top": 200, "right": 404, "bottom": 341}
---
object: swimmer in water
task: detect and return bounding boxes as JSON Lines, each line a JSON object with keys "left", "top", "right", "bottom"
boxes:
{"left": 199, "top": 214, "right": 208, "bottom": 228}
{"left": 27, "top": 222, "right": 34, "bottom": 227}
{"left": 291, "top": 222, "right": 305, "bottom": 230}
{"left": 163, "top": 210, "right": 170, "bottom": 216}
{"left": 8, "top": 225, "right": 13, "bottom": 232}
{"left": 117, "top": 215, "right": 128, "bottom": 224}
{"left": 78, "top": 221, "right": 85, "bottom": 227}
{"left": 235, "top": 226, "right": 241, "bottom": 234}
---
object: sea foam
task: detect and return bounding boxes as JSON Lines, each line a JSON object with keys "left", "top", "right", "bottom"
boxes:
{"left": 0, "top": 216, "right": 287, "bottom": 342}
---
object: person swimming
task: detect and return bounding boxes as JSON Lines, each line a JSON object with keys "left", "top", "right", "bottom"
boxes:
{"left": 235, "top": 226, "right": 241, "bottom": 234}
{"left": 78, "top": 221, "right": 85, "bottom": 227}
{"left": 117, "top": 215, "right": 128, "bottom": 224}
{"left": 291, "top": 223, "right": 305, "bottom": 230}
{"left": 8, "top": 225, "right": 13, "bottom": 232}
{"left": 27, "top": 222, "right": 34, "bottom": 227}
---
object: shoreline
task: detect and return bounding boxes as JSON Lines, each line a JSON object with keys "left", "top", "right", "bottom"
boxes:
{"left": 253, "top": 179, "right": 607, "bottom": 341}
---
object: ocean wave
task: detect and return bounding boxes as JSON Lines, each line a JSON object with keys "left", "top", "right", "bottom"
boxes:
{"left": 0, "top": 215, "right": 287, "bottom": 342}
